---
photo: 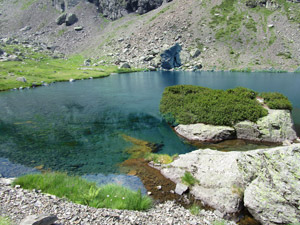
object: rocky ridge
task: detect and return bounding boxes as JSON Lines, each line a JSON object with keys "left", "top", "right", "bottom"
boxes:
{"left": 0, "top": 178, "right": 236, "bottom": 225}
{"left": 156, "top": 144, "right": 300, "bottom": 224}
{"left": 175, "top": 109, "right": 298, "bottom": 143}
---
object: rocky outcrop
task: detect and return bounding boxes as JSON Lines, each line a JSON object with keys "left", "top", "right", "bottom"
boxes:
{"left": 234, "top": 109, "right": 297, "bottom": 143}
{"left": 98, "top": 0, "right": 173, "bottom": 20}
{"left": 20, "top": 214, "right": 58, "bottom": 225}
{"left": 160, "top": 43, "right": 182, "bottom": 70}
{"left": 157, "top": 144, "right": 300, "bottom": 224}
{"left": 175, "top": 123, "right": 236, "bottom": 142}
{"left": 175, "top": 109, "right": 297, "bottom": 143}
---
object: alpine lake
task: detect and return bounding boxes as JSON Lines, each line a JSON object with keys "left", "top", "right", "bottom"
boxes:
{"left": 0, "top": 71, "right": 300, "bottom": 193}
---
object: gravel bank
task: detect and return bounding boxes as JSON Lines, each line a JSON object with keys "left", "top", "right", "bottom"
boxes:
{"left": 0, "top": 179, "right": 236, "bottom": 225}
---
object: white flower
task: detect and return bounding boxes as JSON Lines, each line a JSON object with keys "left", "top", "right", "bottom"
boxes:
{"left": 114, "top": 195, "right": 117, "bottom": 198}
{"left": 122, "top": 197, "right": 125, "bottom": 200}
{"left": 107, "top": 195, "right": 110, "bottom": 197}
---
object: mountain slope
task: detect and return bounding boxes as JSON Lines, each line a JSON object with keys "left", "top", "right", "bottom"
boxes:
{"left": 0, "top": 0, "right": 299, "bottom": 71}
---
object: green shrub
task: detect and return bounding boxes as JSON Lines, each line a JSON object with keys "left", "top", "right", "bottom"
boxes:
{"left": 13, "top": 172, "right": 152, "bottom": 211}
{"left": 260, "top": 92, "right": 292, "bottom": 110}
{"left": 160, "top": 85, "right": 268, "bottom": 126}
{"left": 181, "top": 171, "right": 199, "bottom": 186}
{"left": 212, "top": 220, "right": 226, "bottom": 225}
{"left": 0, "top": 216, "right": 11, "bottom": 225}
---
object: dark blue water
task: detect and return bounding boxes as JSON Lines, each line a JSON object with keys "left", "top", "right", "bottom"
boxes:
{"left": 0, "top": 71, "right": 299, "bottom": 178}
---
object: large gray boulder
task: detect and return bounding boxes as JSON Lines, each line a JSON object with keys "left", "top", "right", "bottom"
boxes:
{"left": 157, "top": 144, "right": 300, "bottom": 224}
{"left": 175, "top": 123, "right": 236, "bottom": 142}
{"left": 20, "top": 214, "right": 58, "bottom": 225}
{"left": 56, "top": 13, "right": 67, "bottom": 25}
{"left": 234, "top": 109, "right": 297, "bottom": 143}
{"left": 160, "top": 43, "right": 182, "bottom": 70}
{"left": 65, "top": 13, "right": 78, "bottom": 26}
{"left": 240, "top": 144, "right": 300, "bottom": 224}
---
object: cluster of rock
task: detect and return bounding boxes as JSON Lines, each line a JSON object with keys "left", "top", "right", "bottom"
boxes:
{"left": 175, "top": 109, "right": 298, "bottom": 144}
{"left": 56, "top": 13, "right": 78, "bottom": 26}
{"left": 52, "top": 0, "right": 173, "bottom": 21}
{"left": 0, "top": 37, "right": 64, "bottom": 62}
{"left": 0, "top": 179, "right": 236, "bottom": 225}
{"left": 156, "top": 144, "right": 300, "bottom": 224}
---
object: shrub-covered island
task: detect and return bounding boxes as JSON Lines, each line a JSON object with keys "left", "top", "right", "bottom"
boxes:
{"left": 160, "top": 85, "right": 297, "bottom": 143}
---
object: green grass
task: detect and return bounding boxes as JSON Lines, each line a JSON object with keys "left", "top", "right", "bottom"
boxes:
{"left": 0, "top": 216, "right": 11, "bottom": 225}
{"left": 21, "top": 0, "right": 37, "bottom": 10}
{"left": 212, "top": 220, "right": 226, "bottom": 225}
{"left": 13, "top": 172, "right": 152, "bottom": 211}
{"left": 181, "top": 171, "right": 199, "bottom": 187}
{"left": 149, "top": 5, "right": 171, "bottom": 22}
{"left": 189, "top": 204, "right": 202, "bottom": 215}
{"left": 260, "top": 92, "right": 293, "bottom": 110}
{"left": 0, "top": 44, "right": 140, "bottom": 91}
{"left": 160, "top": 85, "right": 268, "bottom": 126}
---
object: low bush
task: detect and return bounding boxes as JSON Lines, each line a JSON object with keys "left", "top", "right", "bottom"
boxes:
{"left": 260, "top": 92, "right": 292, "bottom": 110}
{"left": 160, "top": 85, "right": 268, "bottom": 126}
{"left": 181, "top": 171, "right": 199, "bottom": 187}
{"left": 13, "top": 172, "right": 152, "bottom": 211}
{"left": 189, "top": 204, "right": 202, "bottom": 215}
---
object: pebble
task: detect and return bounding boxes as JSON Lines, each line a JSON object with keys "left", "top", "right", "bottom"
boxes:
{"left": 0, "top": 179, "right": 236, "bottom": 225}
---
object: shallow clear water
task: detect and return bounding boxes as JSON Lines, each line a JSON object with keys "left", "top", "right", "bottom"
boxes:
{"left": 0, "top": 71, "right": 299, "bottom": 177}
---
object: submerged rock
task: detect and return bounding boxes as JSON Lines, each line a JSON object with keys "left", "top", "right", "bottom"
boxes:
{"left": 175, "top": 123, "right": 236, "bottom": 142}
{"left": 158, "top": 144, "right": 300, "bottom": 224}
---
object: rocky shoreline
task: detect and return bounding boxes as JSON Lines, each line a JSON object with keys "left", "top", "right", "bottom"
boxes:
{"left": 0, "top": 178, "right": 236, "bottom": 225}
{"left": 155, "top": 144, "right": 300, "bottom": 225}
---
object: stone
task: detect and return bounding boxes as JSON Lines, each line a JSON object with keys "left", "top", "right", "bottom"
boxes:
{"left": 66, "top": 13, "right": 78, "bottom": 26}
{"left": 119, "top": 62, "right": 131, "bottom": 69}
{"left": 190, "top": 49, "right": 201, "bottom": 58}
{"left": 160, "top": 43, "right": 182, "bottom": 70}
{"left": 175, "top": 123, "right": 236, "bottom": 142}
{"left": 16, "top": 77, "right": 27, "bottom": 83}
{"left": 20, "top": 26, "right": 31, "bottom": 32}
{"left": 158, "top": 144, "right": 300, "bottom": 223}
{"left": 180, "top": 50, "right": 190, "bottom": 65}
{"left": 74, "top": 26, "right": 83, "bottom": 31}
{"left": 20, "top": 214, "right": 58, "bottom": 225}
{"left": 56, "top": 13, "right": 67, "bottom": 25}
{"left": 175, "top": 183, "right": 188, "bottom": 195}
{"left": 69, "top": 79, "right": 75, "bottom": 82}
{"left": 0, "top": 48, "right": 3, "bottom": 55}
{"left": 84, "top": 59, "right": 91, "bottom": 66}
{"left": 234, "top": 109, "right": 297, "bottom": 143}
{"left": 240, "top": 144, "right": 300, "bottom": 224}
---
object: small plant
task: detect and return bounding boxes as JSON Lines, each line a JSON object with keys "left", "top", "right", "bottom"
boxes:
{"left": 212, "top": 220, "right": 226, "bottom": 225}
{"left": 144, "top": 153, "right": 178, "bottom": 164}
{"left": 0, "top": 216, "right": 11, "bottom": 225}
{"left": 181, "top": 171, "right": 199, "bottom": 186}
{"left": 189, "top": 204, "right": 202, "bottom": 215}
{"left": 231, "top": 184, "right": 244, "bottom": 198}
{"left": 13, "top": 172, "right": 152, "bottom": 211}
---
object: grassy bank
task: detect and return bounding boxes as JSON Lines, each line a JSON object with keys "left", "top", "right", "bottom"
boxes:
{"left": 13, "top": 172, "right": 152, "bottom": 211}
{"left": 160, "top": 85, "right": 292, "bottom": 126}
{"left": 0, "top": 44, "right": 141, "bottom": 91}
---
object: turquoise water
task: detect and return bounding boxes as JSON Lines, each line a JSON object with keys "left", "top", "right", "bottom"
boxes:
{"left": 0, "top": 71, "right": 299, "bottom": 177}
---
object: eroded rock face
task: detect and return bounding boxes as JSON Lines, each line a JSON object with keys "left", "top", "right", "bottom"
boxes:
{"left": 98, "top": 0, "right": 173, "bottom": 20}
{"left": 175, "top": 123, "right": 236, "bottom": 142}
{"left": 234, "top": 109, "right": 297, "bottom": 143}
{"left": 157, "top": 144, "right": 300, "bottom": 224}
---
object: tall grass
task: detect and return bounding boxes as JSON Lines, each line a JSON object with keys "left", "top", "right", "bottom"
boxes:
{"left": 181, "top": 171, "right": 199, "bottom": 187}
{"left": 13, "top": 173, "right": 152, "bottom": 211}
